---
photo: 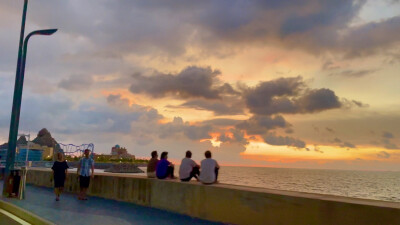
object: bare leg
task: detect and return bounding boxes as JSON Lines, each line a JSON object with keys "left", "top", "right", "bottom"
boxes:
{"left": 78, "top": 188, "right": 83, "bottom": 200}
{"left": 55, "top": 188, "right": 60, "bottom": 201}
{"left": 82, "top": 188, "right": 88, "bottom": 200}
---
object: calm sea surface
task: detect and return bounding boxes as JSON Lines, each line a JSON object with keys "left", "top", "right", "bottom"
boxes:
{"left": 139, "top": 166, "right": 400, "bottom": 203}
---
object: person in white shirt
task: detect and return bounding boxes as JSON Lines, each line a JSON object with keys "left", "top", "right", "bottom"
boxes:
{"left": 199, "top": 150, "right": 220, "bottom": 184}
{"left": 179, "top": 151, "right": 200, "bottom": 182}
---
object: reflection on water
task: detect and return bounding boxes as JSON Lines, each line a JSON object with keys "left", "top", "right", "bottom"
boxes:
{"left": 219, "top": 167, "right": 400, "bottom": 203}
{"left": 137, "top": 166, "right": 400, "bottom": 202}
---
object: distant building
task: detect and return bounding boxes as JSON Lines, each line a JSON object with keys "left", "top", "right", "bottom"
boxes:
{"left": 93, "top": 145, "right": 135, "bottom": 161}
{"left": 111, "top": 145, "right": 135, "bottom": 160}
{"left": 0, "top": 141, "right": 46, "bottom": 162}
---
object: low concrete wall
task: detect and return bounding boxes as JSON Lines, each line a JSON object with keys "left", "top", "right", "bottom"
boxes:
{"left": 26, "top": 168, "right": 400, "bottom": 225}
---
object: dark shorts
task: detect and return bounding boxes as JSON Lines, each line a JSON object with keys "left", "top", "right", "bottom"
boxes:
{"left": 79, "top": 175, "right": 90, "bottom": 188}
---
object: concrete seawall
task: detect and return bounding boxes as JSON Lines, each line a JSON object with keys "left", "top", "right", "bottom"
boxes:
{"left": 25, "top": 168, "right": 400, "bottom": 225}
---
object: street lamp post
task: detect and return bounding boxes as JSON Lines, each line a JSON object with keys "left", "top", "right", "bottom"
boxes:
{"left": 2, "top": 0, "right": 57, "bottom": 197}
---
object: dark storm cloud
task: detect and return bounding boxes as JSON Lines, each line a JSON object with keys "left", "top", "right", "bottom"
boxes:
{"left": 382, "top": 139, "right": 400, "bottom": 150}
{"left": 280, "top": 1, "right": 362, "bottom": 36}
{"left": 328, "top": 69, "right": 378, "bottom": 78}
{"left": 285, "top": 128, "right": 294, "bottom": 134}
{"left": 297, "top": 89, "right": 341, "bottom": 113}
{"left": 330, "top": 137, "right": 356, "bottom": 148}
{"left": 178, "top": 99, "right": 244, "bottom": 115}
{"left": 129, "top": 66, "right": 231, "bottom": 99}
{"left": 159, "top": 117, "right": 212, "bottom": 140}
{"left": 107, "top": 94, "right": 130, "bottom": 106}
{"left": 341, "top": 16, "right": 400, "bottom": 58}
{"left": 321, "top": 60, "right": 341, "bottom": 71}
{"left": 326, "top": 127, "right": 335, "bottom": 133}
{"left": 342, "top": 142, "right": 356, "bottom": 149}
{"left": 245, "top": 77, "right": 342, "bottom": 115}
{"left": 382, "top": 131, "right": 394, "bottom": 139}
{"left": 58, "top": 74, "right": 94, "bottom": 91}
{"left": 236, "top": 115, "right": 289, "bottom": 135}
{"left": 351, "top": 100, "right": 368, "bottom": 108}
{"left": 167, "top": 75, "right": 345, "bottom": 117}
{"left": 3, "top": 0, "right": 396, "bottom": 60}
{"left": 333, "top": 138, "right": 342, "bottom": 143}
{"left": 263, "top": 133, "right": 306, "bottom": 148}
{"left": 314, "top": 145, "right": 323, "bottom": 153}
{"left": 377, "top": 151, "right": 391, "bottom": 159}
{"left": 218, "top": 128, "right": 249, "bottom": 145}
{"left": 201, "top": 118, "right": 242, "bottom": 127}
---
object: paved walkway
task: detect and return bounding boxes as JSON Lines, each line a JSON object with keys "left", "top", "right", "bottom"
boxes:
{"left": 0, "top": 181, "right": 224, "bottom": 225}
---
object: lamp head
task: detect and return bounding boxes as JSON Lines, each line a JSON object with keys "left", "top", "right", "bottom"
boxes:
{"left": 35, "top": 29, "right": 58, "bottom": 36}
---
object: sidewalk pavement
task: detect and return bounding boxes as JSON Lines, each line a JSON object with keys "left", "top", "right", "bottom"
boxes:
{"left": 0, "top": 181, "right": 224, "bottom": 225}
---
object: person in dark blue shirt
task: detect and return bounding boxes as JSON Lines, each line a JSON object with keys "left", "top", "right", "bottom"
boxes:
{"left": 51, "top": 152, "right": 69, "bottom": 201}
{"left": 156, "top": 152, "right": 175, "bottom": 179}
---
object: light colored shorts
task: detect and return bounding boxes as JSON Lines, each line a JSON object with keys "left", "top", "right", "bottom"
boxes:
{"left": 147, "top": 172, "right": 156, "bottom": 178}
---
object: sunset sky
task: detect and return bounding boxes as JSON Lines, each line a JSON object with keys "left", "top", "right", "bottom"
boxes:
{"left": 0, "top": 0, "right": 400, "bottom": 170}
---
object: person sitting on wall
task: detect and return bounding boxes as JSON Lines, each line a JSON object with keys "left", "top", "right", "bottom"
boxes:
{"left": 199, "top": 150, "right": 220, "bottom": 184}
{"left": 77, "top": 149, "right": 94, "bottom": 200}
{"left": 147, "top": 150, "right": 159, "bottom": 178}
{"left": 179, "top": 150, "right": 200, "bottom": 182}
{"left": 156, "top": 151, "right": 175, "bottom": 179}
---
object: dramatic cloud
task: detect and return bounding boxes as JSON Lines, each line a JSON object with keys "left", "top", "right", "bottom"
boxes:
{"left": 200, "top": 119, "right": 242, "bottom": 127}
{"left": 58, "top": 74, "right": 94, "bottom": 91}
{"left": 129, "top": 66, "right": 231, "bottom": 99}
{"left": 342, "top": 141, "right": 356, "bottom": 149}
{"left": 245, "top": 77, "right": 342, "bottom": 115}
{"left": 382, "top": 131, "right": 394, "bottom": 139}
{"left": 351, "top": 100, "right": 369, "bottom": 108}
{"left": 340, "top": 16, "right": 400, "bottom": 58}
{"left": 159, "top": 117, "right": 212, "bottom": 141}
{"left": 236, "top": 115, "right": 289, "bottom": 135}
{"left": 263, "top": 133, "right": 306, "bottom": 148}
{"left": 0, "top": 1, "right": 399, "bottom": 169}
{"left": 333, "top": 138, "right": 342, "bottom": 143}
{"left": 330, "top": 137, "right": 356, "bottom": 148}
{"left": 173, "top": 98, "right": 245, "bottom": 115}
{"left": 217, "top": 128, "right": 249, "bottom": 145}
{"left": 377, "top": 151, "right": 391, "bottom": 159}
{"left": 382, "top": 139, "right": 399, "bottom": 150}
{"left": 107, "top": 94, "right": 130, "bottom": 106}
{"left": 326, "top": 127, "right": 335, "bottom": 133}
{"left": 328, "top": 69, "right": 378, "bottom": 78}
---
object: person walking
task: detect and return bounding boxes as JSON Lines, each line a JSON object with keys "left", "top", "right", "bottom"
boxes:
{"left": 77, "top": 149, "right": 94, "bottom": 200}
{"left": 51, "top": 152, "right": 69, "bottom": 201}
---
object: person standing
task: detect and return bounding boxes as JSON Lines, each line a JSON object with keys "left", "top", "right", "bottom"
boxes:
{"left": 156, "top": 152, "right": 175, "bottom": 179}
{"left": 179, "top": 150, "right": 200, "bottom": 182}
{"left": 147, "top": 151, "right": 159, "bottom": 178}
{"left": 77, "top": 149, "right": 94, "bottom": 200}
{"left": 199, "top": 150, "right": 220, "bottom": 184}
{"left": 51, "top": 152, "right": 69, "bottom": 201}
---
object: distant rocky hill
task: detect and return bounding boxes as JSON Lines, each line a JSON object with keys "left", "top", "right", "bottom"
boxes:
{"left": 32, "top": 128, "right": 58, "bottom": 147}
{"left": 0, "top": 128, "right": 61, "bottom": 152}
{"left": 17, "top": 136, "right": 28, "bottom": 145}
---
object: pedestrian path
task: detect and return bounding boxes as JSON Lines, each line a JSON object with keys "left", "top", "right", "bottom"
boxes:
{"left": 0, "top": 181, "right": 224, "bottom": 225}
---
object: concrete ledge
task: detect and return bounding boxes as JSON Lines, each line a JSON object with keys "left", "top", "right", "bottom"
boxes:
{"left": 26, "top": 168, "right": 400, "bottom": 225}
{"left": 0, "top": 199, "right": 54, "bottom": 225}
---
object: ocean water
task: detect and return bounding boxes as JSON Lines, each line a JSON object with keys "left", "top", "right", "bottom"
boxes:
{"left": 140, "top": 166, "right": 400, "bottom": 203}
